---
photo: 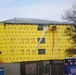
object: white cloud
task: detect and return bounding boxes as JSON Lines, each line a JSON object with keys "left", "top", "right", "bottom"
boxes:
{"left": 0, "top": 0, "right": 76, "bottom": 21}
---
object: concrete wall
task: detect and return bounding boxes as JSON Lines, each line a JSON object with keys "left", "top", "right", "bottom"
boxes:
{"left": 0, "top": 63, "right": 20, "bottom": 75}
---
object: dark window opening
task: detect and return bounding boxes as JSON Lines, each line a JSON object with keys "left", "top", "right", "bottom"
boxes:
{"left": 74, "top": 26, "right": 76, "bottom": 32}
{"left": 38, "top": 38, "right": 45, "bottom": 43}
{"left": 0, "top": 51, "right": 2, "bottom": 54}
{"left": 38, "top": 24, "right": 44, "bottom": 26}
{"left": 37, "top": 25, "right": 43, "bottom": 30}
{"left": 38, "top": 49, "right": 46, "bottom": 54}
{"left": 67, "top": 28, "right": 70, "bottom": 31}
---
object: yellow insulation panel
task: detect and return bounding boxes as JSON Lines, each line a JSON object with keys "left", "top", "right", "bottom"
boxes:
{"left": 0, "top": 23, "right": 75, "bottom": 63}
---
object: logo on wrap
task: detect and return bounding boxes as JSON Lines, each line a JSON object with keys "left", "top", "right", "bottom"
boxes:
{"left": 71, "top": 68, "right": 76, "bottom": 74}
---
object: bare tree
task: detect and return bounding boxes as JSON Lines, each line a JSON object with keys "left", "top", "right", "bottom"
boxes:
{"left": 65, "top": 26, "right": 76, "bottom": 57}
{"left": 62, "top": 3, "right": 76, "bottom": 57}
{"left": 62, "top": 3, "right": 76, "bottom": 23}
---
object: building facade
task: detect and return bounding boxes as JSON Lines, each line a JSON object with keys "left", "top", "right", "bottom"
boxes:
{"left": 0, "top": 18, "right": 76, "bottom": 75}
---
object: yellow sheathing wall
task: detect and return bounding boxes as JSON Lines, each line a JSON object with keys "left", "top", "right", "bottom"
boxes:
{"left": 0, "top": 23, "right": 4, "bottom": 62}
{"left": 0, "top": 23, "right": 74, "bottom": 63}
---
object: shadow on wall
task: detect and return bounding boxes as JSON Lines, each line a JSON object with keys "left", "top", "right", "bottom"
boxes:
{"left": 65, "top": 26, "right": 76, "bottom": 57}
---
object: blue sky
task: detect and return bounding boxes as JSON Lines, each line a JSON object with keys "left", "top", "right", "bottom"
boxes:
{"left": 0, "top": 0, "right": 76, "bottom": 21}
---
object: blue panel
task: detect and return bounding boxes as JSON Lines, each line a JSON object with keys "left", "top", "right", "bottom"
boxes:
{"left": 64, "top": 58, "right": 76, "bottom": 75}
{"left": 0, "top": 68, "right": 4, "bottom": 75}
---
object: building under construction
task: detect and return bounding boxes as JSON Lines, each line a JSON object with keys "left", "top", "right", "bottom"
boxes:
{"left": 0, "top": 18, "right": 76, "bottom": 75}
